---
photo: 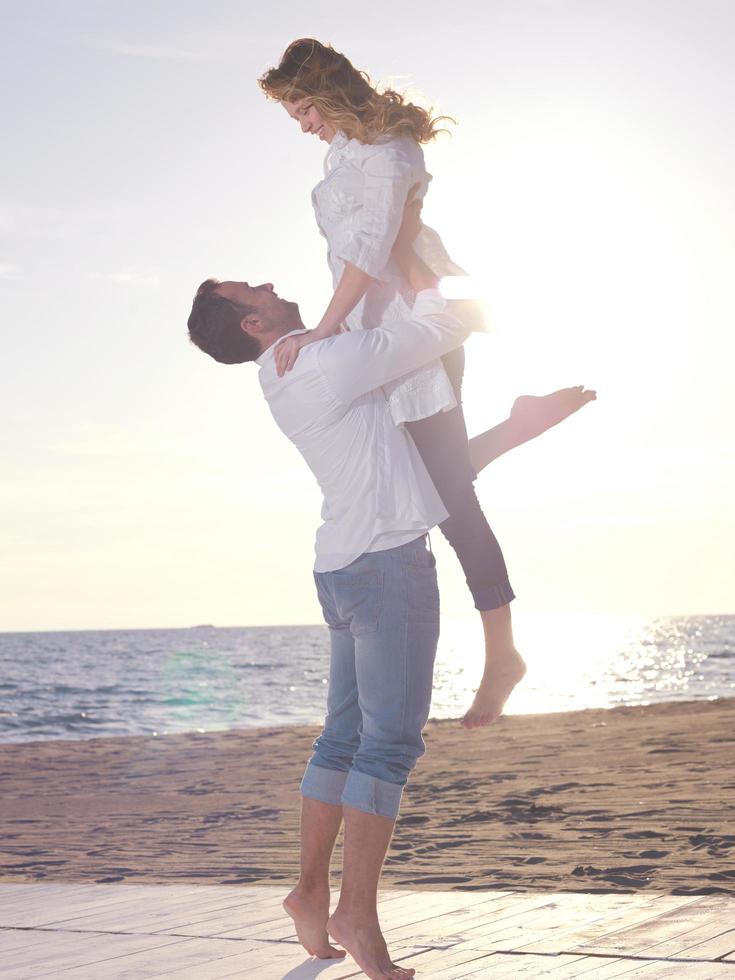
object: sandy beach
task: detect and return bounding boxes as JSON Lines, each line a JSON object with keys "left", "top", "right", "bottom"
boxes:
{"left": 1, "top": 699, "right": 733, "bottom": 896}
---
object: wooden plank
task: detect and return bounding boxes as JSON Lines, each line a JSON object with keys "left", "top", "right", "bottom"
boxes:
{"left": 392, "top": 894, "right": 568, "bottom": 949}
{"left": 382, "top": 890, "right": 521, "bottom": 932}
{"left": 41, "top": 936, "right": 264, "bottom": 980}
{"left": 0, "top": 931, "right": 190, "bottom": 975}
{"left": 632, "top": 961, "right": 735, "bottom": 978}
{"left": 406, "top": 947, "right": 499, "bottom": 977}
{"left": 573, "top": 898, "right": 735, "bottom": 958}
{"left": 34, "top": 936, "right": 268, "bottom": 980}
{"left": 133, "top": 940, "right": 333, "bottom": 980}
{"left": 214, "top": 889, "right": 437, "bottom": 942}
{"left": 149, "top": 899, "right": 290, "bottom": 939}
{"left": 40, "top": 890, "right": 278, "bottom": 935}
{"left": 0, "top": 883, "right": 94, "bottom": 907}
{"left": 0, "top": 886, "right": 139, "bottom": 923}
{"left": 519, "top": 953, "right": 612, "bottom": 977}
{"left": 455, "top": 895, "right": 697, "bottom": 957}
{"left": 159, "top": 940, "right": 358, "bottom": 980}
{"left": 546, "top": 958, "right": 658, "bottom": 978}
{"left": 383, "top": 893, "right": 549, "bottom": 946}
{"left": 641, "top": 917, "right": 735, "bottom": 960}
{"left": 147, "top": 891, "right": 288, "bottom": 936}
{"left": 0, "top": 885, "right": 208, "bottom": 929}
{"left": 0, "top": 926, "right": 57, "bottom": 955}
{"left": 500, "top": 954, "right": 625, "bottom": 978}
{"left": 522, "top": 894, "right": 701, "bottom": 954}
{"left": 430, "top": 952, "right": 604, "bottom": 978}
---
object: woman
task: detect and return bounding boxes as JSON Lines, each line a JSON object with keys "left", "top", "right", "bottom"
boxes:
{"left": 259, "top": 39, "right": 594, "bottom": 729}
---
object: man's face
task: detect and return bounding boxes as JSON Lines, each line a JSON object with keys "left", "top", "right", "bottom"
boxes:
{"left": 281, "top": 97, "right": 337, "bottom": 144}
{"left": 214, "top": 281, "right": 302, "bottom": 334}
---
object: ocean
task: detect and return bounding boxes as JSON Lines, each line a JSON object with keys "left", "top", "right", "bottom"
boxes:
{"left": 0, "top": 615, "right": 732, "bottom": 744}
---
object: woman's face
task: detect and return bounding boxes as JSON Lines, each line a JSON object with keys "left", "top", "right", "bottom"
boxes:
{"left": 281, "top": 98, "right": 337, "bottom": 144}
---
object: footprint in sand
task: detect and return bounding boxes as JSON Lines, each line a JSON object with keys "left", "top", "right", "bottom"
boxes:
{"left": 673, "top": 885, "right": 734, "bottom": 896}
{"left": 573, "top": 864, "right": 657, "bottom": 889}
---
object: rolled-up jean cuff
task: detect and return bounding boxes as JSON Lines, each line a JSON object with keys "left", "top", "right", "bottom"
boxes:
{"left": 341, "top": 768, "right": 405, "bottom": 819}
{"left": 300, "top": 761, "right": 349, "bottom": 806}
{"left": 474, "top": 579, "right": 516, "bottom": 612}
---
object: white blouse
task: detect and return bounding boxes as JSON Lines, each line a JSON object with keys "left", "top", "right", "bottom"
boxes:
{"left": 311, "top": 131, "right": 462, "bottom": 425}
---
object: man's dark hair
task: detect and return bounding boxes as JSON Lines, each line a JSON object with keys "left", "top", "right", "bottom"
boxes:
{"left": 187, "top": 279, "right": 261, "bottom": 364}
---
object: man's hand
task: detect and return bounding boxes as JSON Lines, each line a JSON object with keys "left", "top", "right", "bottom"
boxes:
{"left": 274, "top": 331, "right": 317, "bottom": 376}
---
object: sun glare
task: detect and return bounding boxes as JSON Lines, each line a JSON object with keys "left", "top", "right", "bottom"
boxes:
{"left": 429, "top": 117, "right": 707, "bottom": 406}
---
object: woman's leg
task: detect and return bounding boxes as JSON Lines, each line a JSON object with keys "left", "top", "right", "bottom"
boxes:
{"left": 405, "top": 348, "right": 525, "bottom": 728}
{"left": 468, "top": 387, "right": 596, "bottom": 474}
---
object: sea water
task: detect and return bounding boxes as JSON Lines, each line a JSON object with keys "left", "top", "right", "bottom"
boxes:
{"left": 0, "top": 615, "right": 732, "bottom": 743}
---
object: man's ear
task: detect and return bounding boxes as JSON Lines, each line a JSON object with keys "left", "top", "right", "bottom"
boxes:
{"left": 240, "top": 314, "right": 264, "bottom": 338}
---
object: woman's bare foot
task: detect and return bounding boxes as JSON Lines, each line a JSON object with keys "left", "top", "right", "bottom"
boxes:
{"left": 461, "top": 647, "right": 527, "bottom": 729}
{"left": 283, "top": 885, "right": 345, "bottom": 959}
{"left": 328, "top": 907, "right": 415, "bottom": 979}
{"left": 511, "top": 386, "right": 596, "bottom": 440}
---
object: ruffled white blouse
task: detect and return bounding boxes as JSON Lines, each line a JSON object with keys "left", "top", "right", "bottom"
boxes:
{"left": 311, "top": 131, "right": 463, "bottom": 425}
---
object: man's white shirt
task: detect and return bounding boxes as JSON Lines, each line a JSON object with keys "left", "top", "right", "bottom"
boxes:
{"left": 256, "top": 289, "right": 471, "bottom": 572}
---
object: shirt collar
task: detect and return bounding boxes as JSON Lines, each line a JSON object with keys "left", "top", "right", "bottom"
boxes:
{"left": 255, "top": 328, "right": 308, "bottom": 367}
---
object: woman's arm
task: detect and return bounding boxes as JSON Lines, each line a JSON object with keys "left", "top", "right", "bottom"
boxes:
{"left": 273, "top": 262, "right": 373, "bottom": 376}
{"left": 313, "top": 262, "right": 374, "bottom": 336}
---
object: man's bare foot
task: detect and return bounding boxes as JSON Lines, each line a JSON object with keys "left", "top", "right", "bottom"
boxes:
{"left": 328, "top": 907, "right": 415, "bottom": 979}
{"left": 511, "top": 386, "right": 596, "bottom": 440}
{"left": 283, "top": 885, "right": 345, "bottom": 959}
{"left": 461, "top": 648, "right": 527, "bottom": 729}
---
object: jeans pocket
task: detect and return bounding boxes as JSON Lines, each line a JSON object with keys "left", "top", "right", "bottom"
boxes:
{"left": 314, "top": 572, "right": 343, "bottom": 630}
{"left": 403, "top": 541, "right": 436, "bottom": 569}
{"left": 333, "top": 570, "right": 384, "bottom": 636}
{"left": 403, "top": 559, "right": 440, "bottom": 627}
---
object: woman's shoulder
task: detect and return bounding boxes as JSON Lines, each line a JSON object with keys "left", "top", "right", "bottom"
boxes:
{"left": 351, "top": 133, "right": 424, "bottom": 173}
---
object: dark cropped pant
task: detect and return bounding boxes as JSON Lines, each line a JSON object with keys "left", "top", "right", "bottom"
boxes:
{"left": 405, "top": 347, "right": 515, "bottom": 611}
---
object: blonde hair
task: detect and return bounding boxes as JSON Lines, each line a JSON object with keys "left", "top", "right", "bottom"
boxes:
{"left": 258, "top": 38, "right": 453, "bottom": 145}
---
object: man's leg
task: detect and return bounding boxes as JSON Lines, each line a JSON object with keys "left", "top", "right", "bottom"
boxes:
{"left": 326, "top": 537, "right": 439, "bottom": 979}
{"left": 284, "top": 579, "right": 361, "bottom": 959}
{"left": 329, "top": 806, "right": 415, "bottom": 980}
{"left": 283, "top": 797, "right": 345, "bottom": 959}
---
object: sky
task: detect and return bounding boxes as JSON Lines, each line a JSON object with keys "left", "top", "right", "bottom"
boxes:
{"left": 1, "top": 0, "right": 733, "bottom": 631}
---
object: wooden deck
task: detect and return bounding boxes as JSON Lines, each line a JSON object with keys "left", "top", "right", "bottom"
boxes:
{"left": 1, "top": 883, "right": 734, "bottom": 978}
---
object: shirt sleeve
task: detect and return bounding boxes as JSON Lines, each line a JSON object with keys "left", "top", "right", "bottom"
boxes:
{"left": 337, "top": 139, "right": 422, "bottom": 283}
{"left": 317, "top": 289, "right": 471, "bottom": 404}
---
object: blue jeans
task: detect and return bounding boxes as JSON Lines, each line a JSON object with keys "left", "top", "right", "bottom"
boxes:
{"left": 301, "top": 536, "right": 440, "bottom": 820}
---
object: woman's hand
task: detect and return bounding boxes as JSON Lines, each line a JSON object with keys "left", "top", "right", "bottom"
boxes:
{"left": 274, "top": 331, "right": 318, "bottom": 376}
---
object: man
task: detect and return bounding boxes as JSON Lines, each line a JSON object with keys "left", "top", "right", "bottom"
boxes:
{"left": 187, "top": 205, "right": 595, "bottom": 977}
{"left": 188, "top": 209, "right": 466, "bottom": 980}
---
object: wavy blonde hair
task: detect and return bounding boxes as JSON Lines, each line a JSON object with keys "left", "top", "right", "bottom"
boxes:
{"left": 258, "top": 38, "right": 453, "bottom": 145}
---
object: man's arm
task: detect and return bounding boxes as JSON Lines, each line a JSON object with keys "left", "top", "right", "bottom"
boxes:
{"left": 314, "top": 198, "right": 469, "bottom": 404}
{"left": 317, "top": 285, "right": 470, "bottom": 405}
